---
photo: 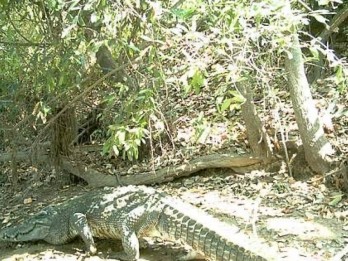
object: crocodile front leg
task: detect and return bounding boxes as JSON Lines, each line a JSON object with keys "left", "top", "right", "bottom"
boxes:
{"left": 70, "top": 213, "right": 97, "bottom": 254}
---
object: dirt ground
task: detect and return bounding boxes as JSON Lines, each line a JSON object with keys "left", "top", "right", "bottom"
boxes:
{"left": 0, "top": 169, "right": 347, "bottom": 261}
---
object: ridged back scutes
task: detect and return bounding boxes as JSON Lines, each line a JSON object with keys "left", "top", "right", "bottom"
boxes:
{"left": 157, "top": 195, "right": 277, "bottom": 261}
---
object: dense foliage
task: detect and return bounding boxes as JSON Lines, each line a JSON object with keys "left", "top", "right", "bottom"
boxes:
{"left": 0, "top": 0, "right": 346, "bottom": 160}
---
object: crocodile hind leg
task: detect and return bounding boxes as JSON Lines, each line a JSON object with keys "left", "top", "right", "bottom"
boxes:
{"left": 110, "top": 205, "right": 159, "bottom": 261}
{"left": 70, "top": 213, "right": 97, "bottom": 254}
{"left": 111, "top": 229, "right": 140, "bottom": 261}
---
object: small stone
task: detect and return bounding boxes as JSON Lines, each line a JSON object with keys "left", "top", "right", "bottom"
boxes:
{"left": 23, "top": 198, "right": 32, "bottom": 204}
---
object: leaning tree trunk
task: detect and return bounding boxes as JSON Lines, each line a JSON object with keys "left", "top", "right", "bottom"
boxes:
{"left": 51, "top": 105, "right": 77, "bottom": 183}
{"left": 284, "top": 31, "right": 334, "bottom": 175}
{"left": 237, "top": 83, "right": 273, "bottom": 158}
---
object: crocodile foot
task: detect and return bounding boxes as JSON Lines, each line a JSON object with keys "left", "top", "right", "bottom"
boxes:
{"left": 109, "top": 251, "right": 138, "bottom": 261}
{"left": 88, "top": 244, "right": 97, "bottom": 255}
{"left": 177, "top": 250, "right": 206, "bottom": 260}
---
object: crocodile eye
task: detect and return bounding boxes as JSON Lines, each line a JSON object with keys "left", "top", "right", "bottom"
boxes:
{"left": 4, "top": 233, "right": 14, "bottom": 239}
{"left": 37, "top": 212, "right": 47, "bottom": 218}
{"left": 39, "top": 206, "right": 57, "bottom": 216}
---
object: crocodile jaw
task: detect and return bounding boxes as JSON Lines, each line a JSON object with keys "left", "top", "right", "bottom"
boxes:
{"left": 0, "top": 207, "right": 56, "bottom": 242}
{"left": 0, "top": 223, "right": 51, "bottom": 242}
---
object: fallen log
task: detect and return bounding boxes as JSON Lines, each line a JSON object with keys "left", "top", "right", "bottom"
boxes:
{"left": 62, "top": 153, "right": 269, "bottom": 187}
{"left": 0, "top": 147, "right": 275, "bottom": 187}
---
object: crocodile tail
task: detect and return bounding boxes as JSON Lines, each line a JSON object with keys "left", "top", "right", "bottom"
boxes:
{"left": 156, "top": 197, "right": 277, "bottom": 261}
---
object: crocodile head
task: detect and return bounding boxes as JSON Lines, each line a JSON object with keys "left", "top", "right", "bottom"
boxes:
{"left": 0, "top": 206, "right": 57, "bottom": 242}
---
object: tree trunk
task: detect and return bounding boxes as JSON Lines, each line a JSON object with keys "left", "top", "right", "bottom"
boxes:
{"left": 237, "top": 83, "right": 273, "bottom": 158}
{"left": 284, "top": 32, "right": 334, "bottom": 175}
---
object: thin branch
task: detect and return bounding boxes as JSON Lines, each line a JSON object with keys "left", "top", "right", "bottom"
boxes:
{"left": 32, "top": 55, "right": 143, "bottom": 147}
{"left": 319, "top": 3, "right": 348, "bottom": 42}
{"left": 0, "top": 40, "right": 47, "bottom": 47}
{"left": 7, "top": 12, "right": 36, "bottom": 45}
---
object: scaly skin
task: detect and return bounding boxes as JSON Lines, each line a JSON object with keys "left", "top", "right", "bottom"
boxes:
{"left": 0, "top": 186, "right": 279, "bottom": 261}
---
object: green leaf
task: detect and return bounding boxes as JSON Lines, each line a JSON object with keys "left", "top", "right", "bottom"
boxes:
{"left": 310, "top": 13, "right": 327, "bottom": 25}
{"left": 112, "top": 145, "right": 119, "bottom": 156}
{"left": 329, "top": 194, "right": 342, "bottom": 206}
{"left": 108, "top": 124, "right": 117, "bottom": 131}
{"left": 318, "top": 0, "right": 329, "bottom": 6}
{"left": 309, "top": 46, "right": 320, "bottom": 61}
{"left": 335, "top": 66, "right": 343, "bottom": 83}
{"left": 221, "top": 98, "right": 232, "bottom": 112}
{"left": 231, "top": 95, "right": 245, "bottom": 104}
{"left": 58, "top": 74, "right": 65, "bottom": 86}
{"left": 127, "top": 42, "right": 140, "bottom": 53}
{"left": 171, "top": 8, "right": 196, "bottom": 20}
{"left": 117, "top": 130, "right": 126, "bottom": 144}
{"left": 229, "top": 90, "right": 245, "bottom": 103}
{"left": 102, "top": 141, "right": 111, "bottom": 155}
{"left": 190, "top": 69, "right": 204, "bottom": 94}
{"left": 46, "top": 0, "right": 58, "bottom": 10}
{"left": 133, "top": 146, "right": 139, "bottom": 159}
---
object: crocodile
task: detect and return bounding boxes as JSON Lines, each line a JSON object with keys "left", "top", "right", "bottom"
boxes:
{"left": 0, "top": 185, "right": 280, "bottom": 261}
